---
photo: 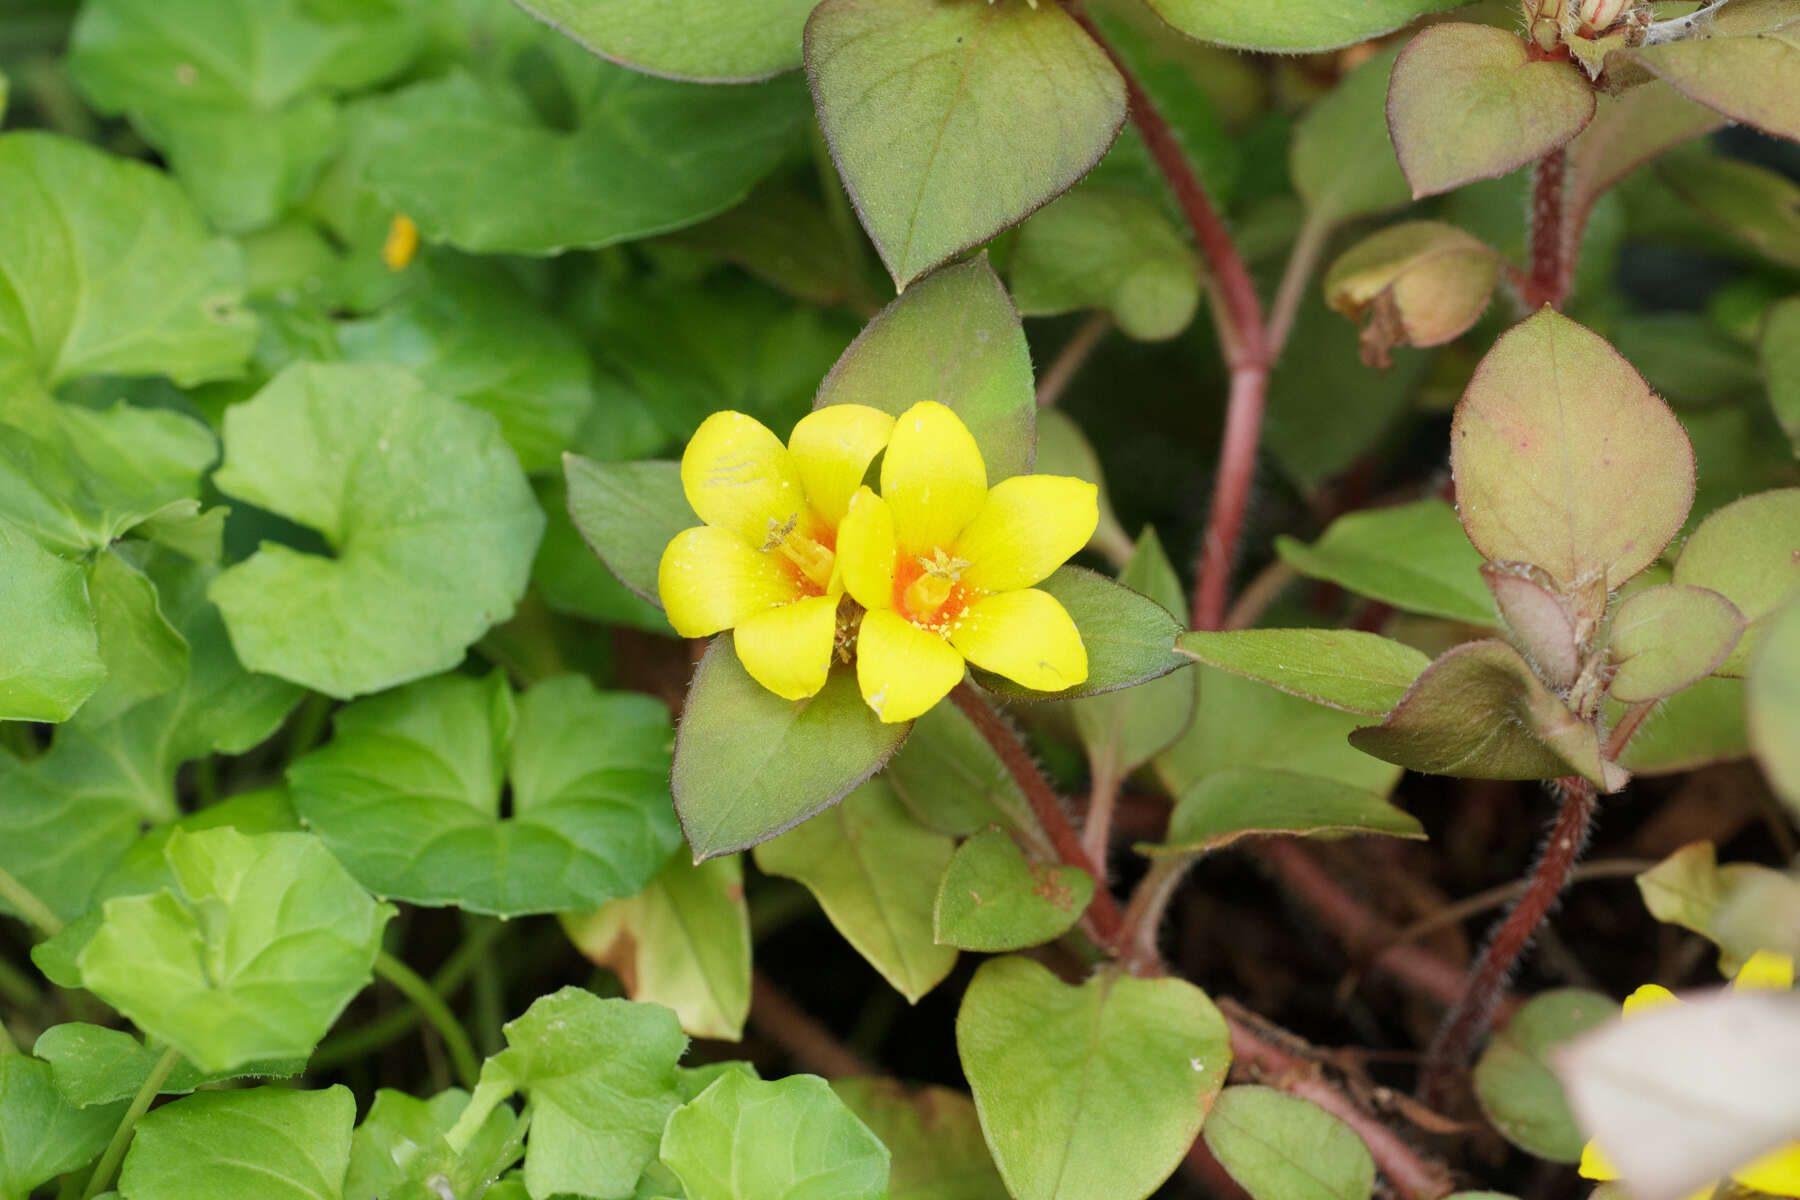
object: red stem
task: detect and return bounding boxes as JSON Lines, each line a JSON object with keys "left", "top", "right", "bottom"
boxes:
{"left": 1521, "top": 149, "right": 1573, "bottom": 310}
{"left": 1418, "top": 775, "right": 1598, "bottom": 1106}
{"left": 949, "top": 682, "right": 1125, "bottom": 944}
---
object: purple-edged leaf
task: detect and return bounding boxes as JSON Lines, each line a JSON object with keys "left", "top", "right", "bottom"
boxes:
{"left": 1350, "top": 638, "right": 1624, "bottom": 789}
{"left": 1483, "top": 563, "right": 1580, "bottom": 690}
{"left": 1387, "top": 24, "right": 1595, "bottom": 199}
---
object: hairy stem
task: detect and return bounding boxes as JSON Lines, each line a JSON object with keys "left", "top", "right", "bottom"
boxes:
{"left": 373, "top": 950, "right": 481, "bottom": 1091}
{"left": 1605, "top": 699, "right": 1657, "bottom": 761}
{"left": 1521, "top": 149, "right": 1573, "bottom": 310}
{"left": 1419, "top": 775, "right": 1598, "bottom": 1105}
{"left": 0, "top": 862, "right": 62, "bottom": 939}
{"left": 82, "top": 1045, "right": 181, "bottom": 1199}
{"left": 1036, "top": 312, "right": 1112, "bottom": 408}
{"left": 950, "top": 682, "right": 1124, "bottom": 944}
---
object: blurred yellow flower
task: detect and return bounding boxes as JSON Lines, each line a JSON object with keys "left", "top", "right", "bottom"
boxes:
{"left": 382, "top": 214, "right": 419, "bottom": 272}
{"left": 659, "top": 405, "right": 894, "bottom": 700}
{"left": 836, "top": 401, "right": 1096, "bottom": 723}
{"left": 1578, "top": 950, "right": 1800, "bottom": 1198}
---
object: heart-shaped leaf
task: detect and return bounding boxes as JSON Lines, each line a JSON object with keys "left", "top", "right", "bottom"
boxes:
{"left": 755, "top": 777, "right": 957, "bottom": 1002}
{"left": 933, "top": 828, "right": 1094, "bottom": 952}
{"left": 1387, "top": 24, "right": 1595, "bottom": 199}
{"left": 806, "top": 0, "right": 1124, "bottom": 287}
{"left": 1350, "top": 639, "right": 1623, "bottom": 790}
{"left": 514, "top": 0, "right": 817, "bottom": 82}
{"left": 1276, "top": 499, "right": 1495, "bottom": 626}
{"left": 1143, "top": 768, "right": 1424, "bottom": 856}
{"left": 957, "top": 956, "right": 1231, "bottom": 1200}
{"left": 816, "top": 256, "right": 1035, "bottom": 479}
{"left": 291, "top": 672, "right": 681, "bottom": 918}
{"left": 1608, "top": 584, "right": 1744, "bottom": 702}
{"left": 1176, "top": 629, "right": 1430, "bottom": 717}
{"left": 661, "top": 1072, "right": 890, "bottom": 1200}
{"left": 1140, "top": 0, "right": 1463, "bottom": 52}
{"left": 1451, "top": 307, "right": 1694, "bottom": 592}
{"left": 980, "top": 567, "right": 1190, "bottom": 702}
{"left": 675, "top": 642, "right": 911, "bottom": 859}
{"left": 1472, "top": 989, "right": 1613, "bottom": 1162}
{"left": 209, "top": 362, "right": 543, "bottom": 699}
{"left": 1672, "top": 488, "right": 1800, "bottom": 674}
{"left": 1201, "top": 1086, "right": 1373, "bottom": 1200}
{"left": 77, "top": 828, "right": 393, "bottom": 1074}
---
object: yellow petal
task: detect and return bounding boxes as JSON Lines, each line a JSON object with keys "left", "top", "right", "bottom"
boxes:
{"left": 1578, "top": 1140, "right": 1621, "bottom": 1182}
{"left": 1732, "top": 1141, "right": 1800, "bottom": 1195}
{"left": 680, "top": 410, "right": 807, "bottom": 545}
{"left": 881, "top": 401, "right": 987, "bottom": 554}
{"left": 658, "top": 526, "right": 799, "bottom": 637}
{"left": 856, "top": 608, "right": 964, "bottom": 723}
{"left": 955, "top": 474, "right": 1099, "bottom": 592}
{"left": 734, "top": 594, "right": 840, "bottom": 701}
{"left": 788, "top": 405, "right": 895, "bottom": 527}
{"left": 1733, "top": 950, "right": 1795, "bottom": 991}
{"left": 837, "top": 486, "right": 897, "bottom": 611}
{"left": 1621, "top": 983, "right": 1681, "bottom": 1018}
{"left": 950, "top": 588, "right": 1087, "bottom": 694}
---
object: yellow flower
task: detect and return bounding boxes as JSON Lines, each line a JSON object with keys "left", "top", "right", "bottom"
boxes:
{"left": 658, "top": 405, "right": 895, "bottom": 700}
{"left": 835, "top": 401, "right": 1097, "bottom": 723}
{"left": 383, "top": 214, "right": 419, "bottom": 272}
{"left": 1579, "top": 950, "right": 1800, "bottom": 1198}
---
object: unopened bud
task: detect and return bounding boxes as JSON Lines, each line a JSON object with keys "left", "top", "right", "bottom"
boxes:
{"left": 1577, "top": 0, "right": 1631, "bottom": 31}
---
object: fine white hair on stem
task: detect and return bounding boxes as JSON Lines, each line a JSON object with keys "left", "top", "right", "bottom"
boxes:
{"left": 1643, "top": 0, "right": 1732, "bottom": 44}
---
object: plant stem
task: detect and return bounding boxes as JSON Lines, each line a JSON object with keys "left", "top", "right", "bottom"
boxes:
{"left": 1194, "top": 365, "right": 1271, "bottom": 631}
{"left": 1605, "top": 699, "right": 1657, "bottom": 761}
{"left": 82, "top": 1044, "right": 181, "bottom": 1199}
{"left": 1118, "top": 854, "right": 1196, "bottom": 975}
{"left": 0, "top": 1017, "right": 17, "bottom": 1056}
{"left": 312, "top": 919, "right": 502, "bottom": 1072}
{"left": 949, "top": 682, "right": 1124, "bottom": 944}
{"left": 373, "top": 950, "right": 481, "bottom": 1090}
{"left": 1079, "top": 759, "right": 1121, "bottom": 869}
{"left": 1224, "top": 1003, "right": 1455, "bottom": 1200}
{"left": 749, "top": 970, "right": 872, "bottom": 1078}
{"left": 1265, "top": 213, "right": 1333, "bottom": 357}
{"left": 1521, "top": 149, "right": 1572, "bottom": 310}
{"left": 1418, "top": 775, "right": 1597, "bottom": 1106}
{"left": 1036, "top": 312, "right": 1111, "bottom": 408}
{"left": 0, "top": 863, "right": 62, "bottom": 939}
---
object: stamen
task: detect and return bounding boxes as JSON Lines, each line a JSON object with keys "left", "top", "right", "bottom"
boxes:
{"left": 763, "top": 513, "right": 835, "bottom": 589}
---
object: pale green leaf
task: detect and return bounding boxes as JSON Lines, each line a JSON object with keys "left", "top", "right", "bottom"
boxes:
{"left": 1637, "top": 841, "right": 1800, "bottom": 971}
{"left": 755, "top": 777, "right": 958, "bottom": 1002}
{"left": 1763, "top": 295, "right": 1800, "bottom": 455}
{"left": 1626, "top": 23, "right": 1800, "bottom": 146}
{"left": 933, "top": 828, "right": 1093, "bottom": 953}
{"left": 1145, "top": 768, "right": 1423, "bottom": 855}
{"left": 1608, "top": 584, "right": 1743, "bottom": 702}
{"left": 345, "top": 1087, "right": 522, "bottom": 1200}
{"left": 1290, "top": 45, "right": 1409, "bottom": 224}
{"left": 1140, "top": 0, "right": 1463, "bottom": 53}
{"left": 119, "top": 1086, "right": 355, "bottom": 1200}
{"left": 833, "top": 1078, "right": 1008, "bottom": 1200}
{"left": 1472, "top": 990, "right": 1612, "bottom": 1162}
{"left": 34, "top": 1021, "right": 304, "bottom": 1109}
{"left": 1276, "top": 500, "right": 1495, "bottom": 625}
{"left": 209, "top": 361, "right": 543, "bottom": 699}
{"left": 1749, "top": 599, "right": 1800, "bottom": 818}
{"left": 1176, "top": 628, "right": 1429, "bottom": 716}
{"left": 1010, "top": 188, "right": 1201, "bottom": 341}
{"left": 79, "top": 548, "right": 188, "bottom": 726}
{"left": 1672, "top": 488, "right": 1800, "bottom": 674}
{"left": 1201, "top": 1086, "right": 1372, "bottom": 1200}
{"left": 513, "top": 0, "right": 816, "bottom": 82}
{"left": 661, "top": 1072, "right": 889, "bottom": 1200}
{"left": 0, "top": 518, "right": 104, "bottom": 722}
{"left": 807, "top": 0, "right": 1124, "bottom": 287}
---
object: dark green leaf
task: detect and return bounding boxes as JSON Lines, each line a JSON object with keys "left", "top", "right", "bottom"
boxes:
{"left": 1175, "top": 628, "right": 1428, "bottom": 716}
{"left": 981, "top": 567, "right": 1189, "bottom": 702}
{"left": 1201, "top": 1086, "right": 1372, "bottom": 1200}
{"left": 1276, "top": 500, "right": 1495, "bottom": 625}
{"left": 563, "top": 456, "right": 690, "bottom": 607}
{"left": 1010, "top": 188, "right": 1201, "bottom": 341}
{"left": 885, "top": 700, "right": 1030, "bottom": 838}
{"left": 34, "top": 1022, "right": 304, "bottom": 1109}
{"left": 1290, "top": 45, "right": 1409, "bottom": 224}
{"left": 1146, "top": 768, "right": 1423, "bottom": 855}
{"left": 1472, "top": 989, "right": 1613, "bottom": 1162}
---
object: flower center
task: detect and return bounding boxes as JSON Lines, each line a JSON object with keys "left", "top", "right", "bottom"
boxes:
{"left": 895, "top": 547, "right": 972, "bottom": 630}
{"left": 763, "top": 513, "right": 836, "bottom": 592}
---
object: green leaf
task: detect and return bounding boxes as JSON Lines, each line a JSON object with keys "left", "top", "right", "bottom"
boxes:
{"left": 34, "top": 1022, "right": 303, "bottom": 1109}
{"left": 480, "top": 987, "right": 687, "bottom": 1200}
{"left": 562, "top": 853, "right": 751, "bottom": 1041}
{"left": 981, "top": 567, "right": 1190, "bottom": 702}
{"left": 533, "top": 476, "right": 670, "bottom": 633}
{"left": 80, "top": 548, "right": 188, "bottom": 726}
{"left": 209, "top": 361, "right": 543, "bottom": 699}
{"left": 1276, "top": 500, "right": 1495, "bottom": 626}
{"left": 0, "top": 519, "right": 104, "bottom": 722}
{"left": 513, "top": 0, "right": 816, "bottom": 82}
{"left": 1763, "top": 295, "right": 1800, "bottom": 455}
{"left": 1201, "top": 1086, "right": 1372, "bottom": 1200}
{"left": 1145, "top": 768, "right": 1423, "bottom": 855}
{"left": 1614, "top": 676, "right": 1749, "bottom": 776}
{"left": 833, "top": 1078, "right": 1008, "bottom": 1200}
{"left": 957, "top": 957, "right": 1230, "bottom": 1200}
{"left": 1637, "top": 841, "right": 1800, "bottom": 971}
{"left": 816, "top": 257, "right": 1035, "bottom": 480}
{"left": 1387, "top": 24, "right": 1595, "bottom": 200}
{"left": 1660, "top": 153, "right": 1800, "bottom": 269}
{"left": 1175, "top": 628, "right": 1428, "bottom": 716}
{"left": 1155, "top": 667, "right": 1403, "bottom": 800}
{"left": 1568, "top": 84, "right": 1725, "bottom": 223}
{"left": 119, "top": 1086, "right": 355, "bottom": 1200}
{"left": 346, "top": 1088, "right": 522, "bottom": 1200}
{"left": 1750, "top": 600, "right": 1800, "bottom": 821}
{"left": 68, "top": 0, "right": 422, "bottom": 233}
{"left": 1472, "top": 989, "right": 1613, "bottom": 1162}
{"left": 1452, "top": 307, "right": 1694, "bottom": 592}
{"left": 1290, "top": 45, "right": 1409, "bottom": 224}
{"left": 1140, "top": 0, "right": 1462, "bottom": 53}
{"left": 674, "top": 643, "right": 911, "bottom": 860}
{"left": 1607, "top": 584, "right": 1744, "bottom": 702}
{"left": 661, "top": 1072, "right": 890, "bottom": 1200}
{"left": 358, "top": 45, "right": 806, "bottom": 255}
{"left": 1672, "top": 488, "right": 1800, "bottom": 675}
{"left": 1625, "top": 22, "right": 1800, "bottom": 146}
{"left": 1350, "top": 638, "right": 1623, "bottom": 789}
{"left": 0, "top": 1056, "right": 122, "bottom": 1200}
{"left": 754, "top": 777, "right": 958, "bottom": 1002}
{"left": 1070, "top": 531, "right": 1198, "bottom": 786}
{"left": 337, "top": 260, "right": 597, "bottom": 473}
{"left": 563, "top": 457, "right": 690, "bottom": 607}
{"left": 0, "top": 131, "right": 255, "bottom": 394}
{"left": 885, "top": 701, "right": 1029, "bottom": 838}
{"left": 933, "top": 828, "right": 1093, "bottom": 952}
{"left": 1009, "top": 188, "right": 1202, "bottom": 341}
{"left": 293, "top": 672, "right": 679, "bottom": 917}
{"left": 807, "top": 0, "right": 1123, "bottom": 287}
{"left": 77, "top": 828, "right": 394, "bottom": 1074}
